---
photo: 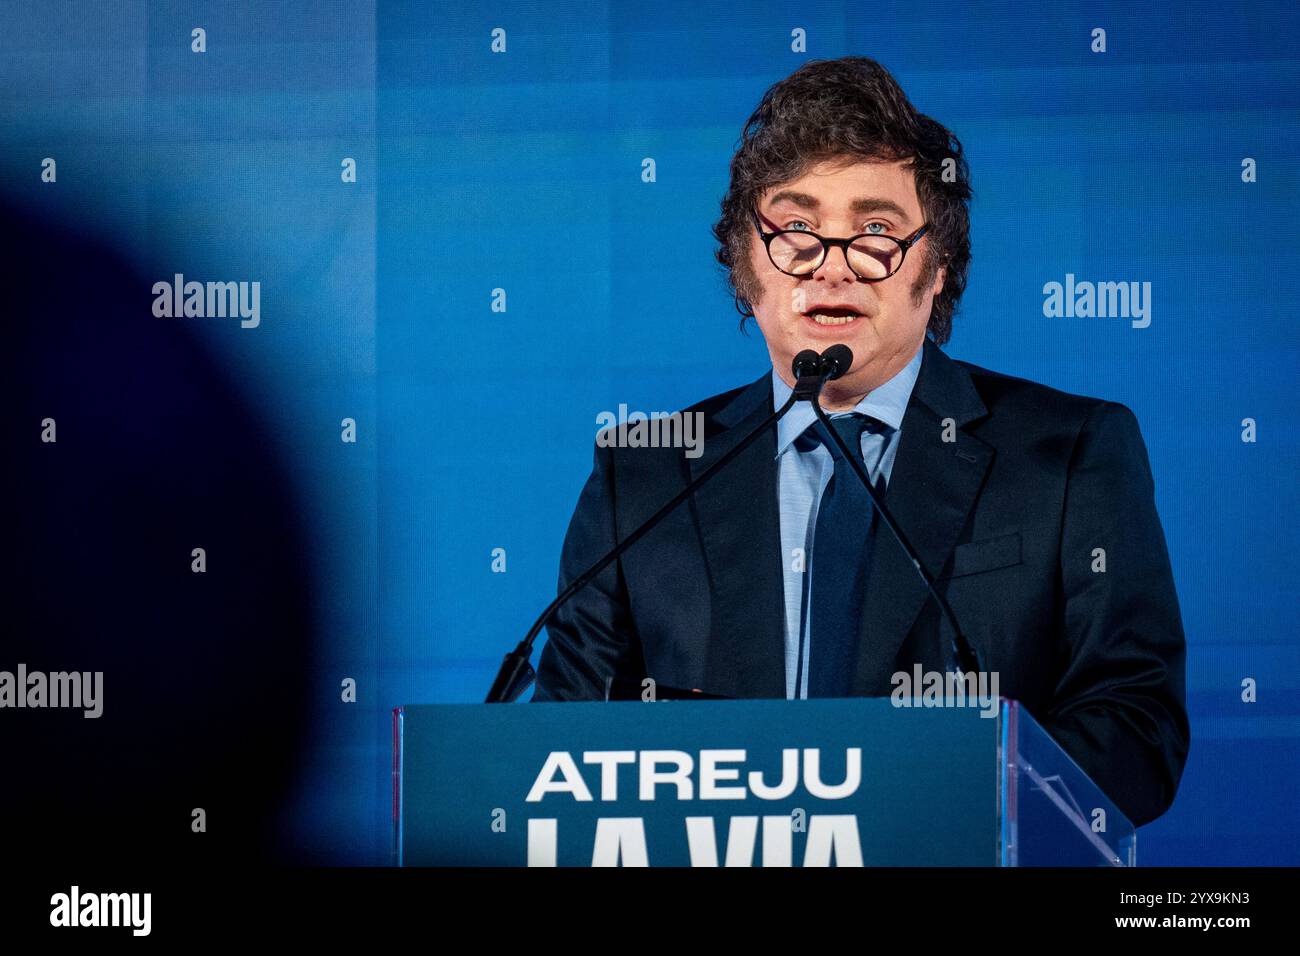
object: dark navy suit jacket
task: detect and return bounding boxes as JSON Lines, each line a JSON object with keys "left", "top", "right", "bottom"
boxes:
{"left": 533, "top": 337, "right": 1190, "bottom": 827}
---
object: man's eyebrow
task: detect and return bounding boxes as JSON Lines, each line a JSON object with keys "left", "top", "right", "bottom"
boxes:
{"left": 766, "top": 190, "right": 910, "bottom": 220}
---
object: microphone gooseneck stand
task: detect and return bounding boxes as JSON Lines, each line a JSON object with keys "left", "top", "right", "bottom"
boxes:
{"left": 486, "top": 351, "right": 827, "bottom": 702}
{"left": 487, "top": 345, "right": 981, "bottom": 703}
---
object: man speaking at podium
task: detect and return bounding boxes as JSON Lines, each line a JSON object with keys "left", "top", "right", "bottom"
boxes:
{"left": 532, "top": 57, "right": 1189, "bottom": 827}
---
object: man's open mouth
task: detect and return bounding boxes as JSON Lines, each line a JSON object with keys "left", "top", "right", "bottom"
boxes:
{"left": 804, "top": 307, "right": 863, "bottom": 326}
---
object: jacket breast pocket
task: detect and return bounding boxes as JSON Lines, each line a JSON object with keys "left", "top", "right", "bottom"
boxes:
{"left": 940, "top": 531, "right": 1022, "bottom": 579}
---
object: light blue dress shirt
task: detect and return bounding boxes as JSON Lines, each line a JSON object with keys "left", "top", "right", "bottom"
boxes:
{"left": 772, "top": 342, "right": 923, "bottom": 699}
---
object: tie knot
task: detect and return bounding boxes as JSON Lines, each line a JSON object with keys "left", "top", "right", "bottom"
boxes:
{"left": 807, "top": 414, "right": 887, "bottom": 460}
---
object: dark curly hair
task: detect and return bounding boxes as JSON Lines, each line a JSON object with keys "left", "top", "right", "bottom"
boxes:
{"left": 713, "top": 56, "right": 972, "bottom": 345}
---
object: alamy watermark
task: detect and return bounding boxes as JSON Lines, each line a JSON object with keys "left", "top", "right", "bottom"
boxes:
{"left": 890, "top": 664, "right": 999, "bottom": 718}
{"left": 0, "top": 664, "right": 103, "bottom": 718}
{"left": 152, "top": 273, "right": 261, "bottom": 328}
{"left": 50, "top": 886, "right": 150, "bottom": 936}
{"left": 1042, "top": 273, "right": 1151, "bottom": 328}
{"left": 596, "top": 406, "right": 705, "bottom": 459}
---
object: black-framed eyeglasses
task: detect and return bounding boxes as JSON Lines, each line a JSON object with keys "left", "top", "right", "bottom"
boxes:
{"left": 751, "top": 207, "right": 929, "bottom": 282}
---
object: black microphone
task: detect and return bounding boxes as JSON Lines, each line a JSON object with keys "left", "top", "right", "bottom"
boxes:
{"left": 486, "top": 350, "right": 834, "bottom": 702}
{"left": 819, "top": 343, "right": 853, "bottom": 381}
{"left": 809, "top": 344, "right": 982, "bottom": 676}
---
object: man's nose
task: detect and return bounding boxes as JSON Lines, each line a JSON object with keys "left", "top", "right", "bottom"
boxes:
{"left": 813, "top": 244, "right": 858, "bottom": 281}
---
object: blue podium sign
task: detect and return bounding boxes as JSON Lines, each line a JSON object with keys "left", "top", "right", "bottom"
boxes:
{"left": 395, "top": 697, "right": 1135, "bottom": 866}
{"left": 395, "top": 698, "right": 1008, "bottom": 866}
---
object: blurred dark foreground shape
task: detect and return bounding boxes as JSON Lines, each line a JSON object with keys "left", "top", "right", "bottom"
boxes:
{"left": 0, "top": 199, "right": 315, "bottom": 867}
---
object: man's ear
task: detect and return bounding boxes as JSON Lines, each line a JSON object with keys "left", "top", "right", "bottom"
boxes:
{"left": 930, "top": 263, "right": 947, "bottom": 299}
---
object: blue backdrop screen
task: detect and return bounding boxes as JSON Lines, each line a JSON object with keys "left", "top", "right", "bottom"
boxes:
{"left": 0, "top": 0, "right": 1295, "bottom": 867}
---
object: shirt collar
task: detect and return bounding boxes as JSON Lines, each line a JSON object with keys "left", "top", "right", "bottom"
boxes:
{"left": 771, "top": 341, "right": 923, "bottom": 457}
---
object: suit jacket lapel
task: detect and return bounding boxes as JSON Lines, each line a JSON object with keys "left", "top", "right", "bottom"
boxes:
{"left": 852, "top": 338, "right": 994, "bottom": 694}
{"left": 690, "top": 373, "right": 788, "bottom": 699}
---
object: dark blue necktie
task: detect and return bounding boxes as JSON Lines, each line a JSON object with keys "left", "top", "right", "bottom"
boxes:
{"left": 807, "top": 414, "right": 888, "bottom": 698}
